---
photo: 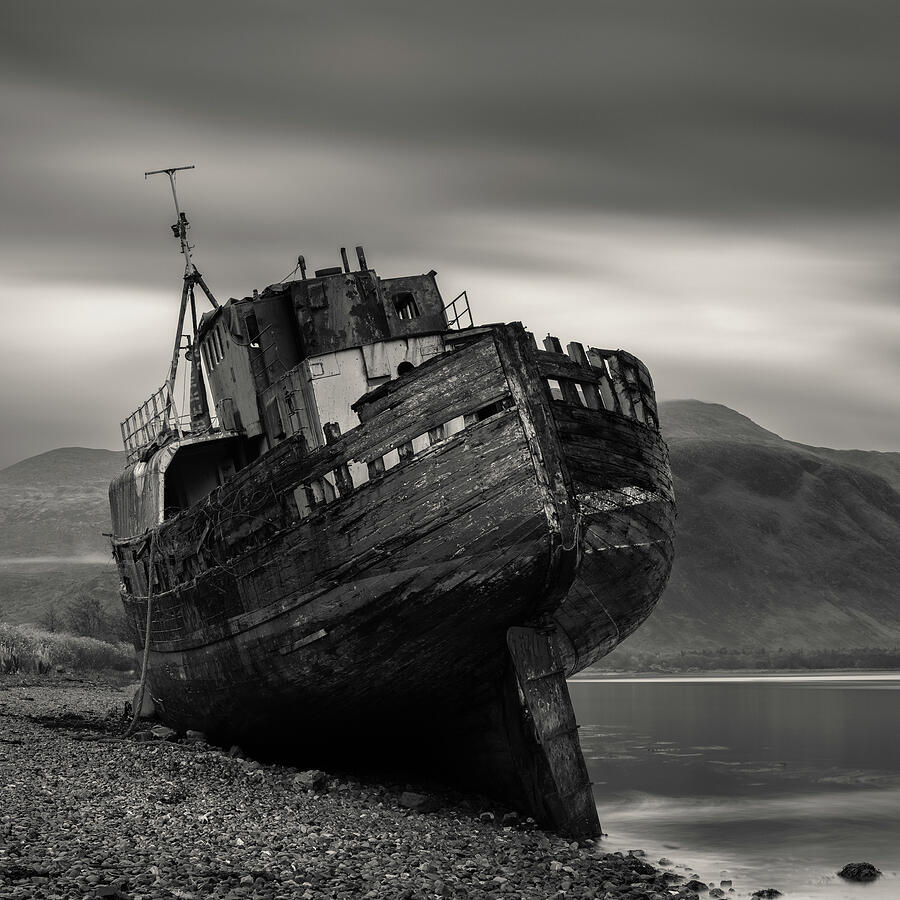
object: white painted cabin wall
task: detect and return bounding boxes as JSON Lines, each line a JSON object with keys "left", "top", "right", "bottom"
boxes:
{"left": 309, "top": 335, "right": 445, "bottom": 439}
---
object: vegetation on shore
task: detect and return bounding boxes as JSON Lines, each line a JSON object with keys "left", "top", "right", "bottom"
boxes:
{"left": 0, "top": 622, "right": 133, "bottom": 674}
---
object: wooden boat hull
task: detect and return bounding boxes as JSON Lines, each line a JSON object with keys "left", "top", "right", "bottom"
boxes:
{"left": 110, "top": 323, "right": 675, "bottom": 837}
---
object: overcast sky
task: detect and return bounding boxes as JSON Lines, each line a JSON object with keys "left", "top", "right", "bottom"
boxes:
{"left": 1, "top": 1, "right": 898, "bottom": 468}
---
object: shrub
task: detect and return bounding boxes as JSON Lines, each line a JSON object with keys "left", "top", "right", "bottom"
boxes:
{"left": 0, "top": 622, "right": 134, "bottom": 674}
{"left": 65, "top": 594, "right": 129, "bottom": 644}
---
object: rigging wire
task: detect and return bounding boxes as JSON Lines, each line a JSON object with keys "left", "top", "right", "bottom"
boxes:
{"left": 123, "top": 532, "right": 157, "bottom": 736}
{"left": 278, "top": 261, "right": 301, "bottom": 284}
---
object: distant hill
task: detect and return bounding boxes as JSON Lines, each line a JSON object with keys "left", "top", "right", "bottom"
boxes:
{"left": 0, "top": 448, "right": 123, "bottom": 624}
{"left": 604, "top": 401, "right": 900, "bottom": 665}
{"left": 2, "top": 409, "right": 899, "bottom": 664}
{"left": 0, "top": 447, "right": 124, "bottom": 557}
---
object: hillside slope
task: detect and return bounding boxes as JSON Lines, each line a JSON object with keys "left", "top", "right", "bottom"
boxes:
{"left": 0, "top": 448, "right": 123, "bottom": 623}
{"left": 0, "top": 447, "right": 124, "bottom": 557}
{"left": 2, "top": 408, "right": 899, "bottom": 658}
{"left": 611, "top": 401, "right": 900, "bottom": 658}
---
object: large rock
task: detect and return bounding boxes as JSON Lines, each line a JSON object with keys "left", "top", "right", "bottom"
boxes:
{"left": 294, "top": 769, "right": 328, "bottom": 791}
{"left": 837, "top": 862, "right": 881, "bottom": 882}
{"left": 150, "top": 725, "right": 178, "bottom": 742}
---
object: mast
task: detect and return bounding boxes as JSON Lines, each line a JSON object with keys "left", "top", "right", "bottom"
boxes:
{"left": 145, "top": 165, "right": 218, "bottom": 433}
{"left": 146, "top": 165, "right": 196, "bottom": 277}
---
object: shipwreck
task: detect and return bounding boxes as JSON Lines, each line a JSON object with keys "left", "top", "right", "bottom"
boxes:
{"left": 109, "top": 168, "right": 675, "bottom": 838}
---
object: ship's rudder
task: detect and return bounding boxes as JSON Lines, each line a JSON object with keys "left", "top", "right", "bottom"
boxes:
{"left": 500, "top": 625, "right": 601, "bottom": 839}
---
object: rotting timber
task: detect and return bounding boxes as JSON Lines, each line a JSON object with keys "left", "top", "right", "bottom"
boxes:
{"left": 108, "top": 180, "right": 675, "bottom": 839}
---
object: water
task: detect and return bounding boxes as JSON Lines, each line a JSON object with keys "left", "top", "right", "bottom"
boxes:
{"left": 568, "top": 673, "right": 900, "bottom": 899}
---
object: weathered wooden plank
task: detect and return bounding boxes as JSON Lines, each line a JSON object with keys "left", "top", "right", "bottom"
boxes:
{"left": 124, "top": 412, "right": 549, "bottom": 654}
{"left": 354, "top": 335, "right": 502, "bottom": 421}
{"left": 543, "top": 335, "right": 564, "bottom": 355}
{"left": 507, "top": 626, "right": 600, "bottom": 838}
{"left": 562, "top": 347, "right": 603, "bottom": 411}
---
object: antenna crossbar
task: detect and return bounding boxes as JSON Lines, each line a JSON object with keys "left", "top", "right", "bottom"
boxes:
{"left": 144, "top": 165, "right": 195, "bottom": 178}
{"left": 145, "top": 164, "right": 197, "bottom": 275}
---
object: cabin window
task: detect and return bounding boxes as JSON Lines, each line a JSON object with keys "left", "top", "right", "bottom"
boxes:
{"left": 397, "top": 361, "right": 415, "bottom": 376}
{"left": 207, "top": 338, "right": 221, "bottom": 369}
{"left": 393, "top": 292, "right": 420, "bottom": 320}
{"left": 244, "top": 311, "right": 260, "bottom": 346}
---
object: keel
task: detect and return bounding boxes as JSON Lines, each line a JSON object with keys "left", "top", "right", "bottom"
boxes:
{"left": 502, "top": 625, "right": 601, "bottom": 839}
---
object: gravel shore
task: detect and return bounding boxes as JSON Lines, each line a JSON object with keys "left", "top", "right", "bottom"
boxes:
{"left": 1, "top": 676, "right": 711, "bottom": 900}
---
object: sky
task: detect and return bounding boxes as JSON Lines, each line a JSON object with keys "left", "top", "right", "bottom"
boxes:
{"left": 1, "top": 1, "right": 898, "bottom": 468}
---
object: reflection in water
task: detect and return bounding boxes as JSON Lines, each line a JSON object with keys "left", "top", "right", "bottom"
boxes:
{"left": 568, "top": 675, "right": 900, "bottom": 900}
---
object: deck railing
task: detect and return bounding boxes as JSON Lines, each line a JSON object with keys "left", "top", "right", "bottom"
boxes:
{"left": 120, "top": 384, "right": 218, "bottom": 463}
{"left": 535, "top": 335, "right": 659, "bottom": 431}
{"left": 120, "top": 384, "right": 177, "bottom": 462}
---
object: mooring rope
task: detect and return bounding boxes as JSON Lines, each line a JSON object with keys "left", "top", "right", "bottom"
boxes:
{"left": 559, "top": 504, "right": 583, "bottom": 553}
{"left": 124, "top": 531, "right": 157, "bottom": 737}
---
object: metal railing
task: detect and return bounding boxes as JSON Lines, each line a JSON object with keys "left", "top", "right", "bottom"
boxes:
{"left": 120, "top": 383, "right": 219, "bottom": 463}
{"left": 121, "top": 384, "right": 178, "bottom": 462}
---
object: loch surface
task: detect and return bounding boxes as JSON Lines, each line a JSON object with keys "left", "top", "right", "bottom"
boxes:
{"left": 568, "top": 673, "right": 900, "bottom": 900}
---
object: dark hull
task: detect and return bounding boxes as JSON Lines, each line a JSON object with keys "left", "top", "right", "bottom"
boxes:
{"left": 547, "top": 400, "right": 675, "bottom": 674}
{"left": 111, "top": 324, "right": 675, "bottom": 836}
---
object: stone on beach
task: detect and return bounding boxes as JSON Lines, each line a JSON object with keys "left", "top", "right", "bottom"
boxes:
{"left": 149, "top": 724, "right": 178, "bottom": 741}
{"left": 838, "top": 861, "right": 881, "bottom": 881}
{"left": 294, "top": 768, "right": 328, "bottom": 791}
{"left": 1, "top": 675, "right": 729, "bottom": 900}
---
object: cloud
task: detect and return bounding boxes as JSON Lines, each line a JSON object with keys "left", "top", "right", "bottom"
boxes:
{"left": 433, "top": 212, "right": 900, "bottom": 450}
{"left": 0, "top": 1, "right": 898, "bottom": 464}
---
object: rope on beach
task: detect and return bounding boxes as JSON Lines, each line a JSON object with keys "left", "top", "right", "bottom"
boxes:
{"left": 124, "top": 532, "right": 157, "bottom": 737}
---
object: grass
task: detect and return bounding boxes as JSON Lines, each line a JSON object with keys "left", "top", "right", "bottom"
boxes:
{"left": 0, "top": 622, "right": 134, "bottom": 674}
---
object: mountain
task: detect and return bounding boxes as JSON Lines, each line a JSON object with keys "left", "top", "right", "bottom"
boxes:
{"left": 0, "top": 448, "right": 123, "bottom": 624}
{"left": 0, "top": 447, "right": 124, "bottom": 557}
{"left": 2, "top": 407, "right": 899, "bottom": 661}
{"left": 606, "top": 401, "right": 900, "bottom": 662}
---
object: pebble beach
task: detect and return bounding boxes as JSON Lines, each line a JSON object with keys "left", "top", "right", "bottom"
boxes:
{"left": 1, "top": 676, "right": 720, "bottom": 900}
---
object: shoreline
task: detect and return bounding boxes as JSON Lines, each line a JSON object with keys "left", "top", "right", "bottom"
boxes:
{"left": 571, "top": 667, "right": 900, "bottom": 681}
{"left": 0, "top": 675, "right": 733, "bottom": 900}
